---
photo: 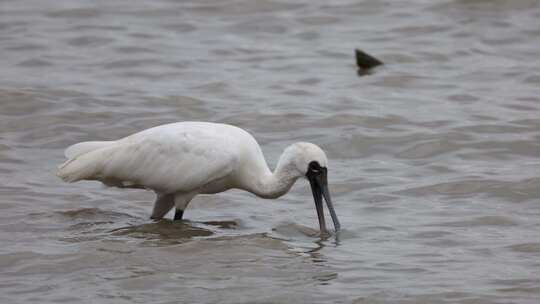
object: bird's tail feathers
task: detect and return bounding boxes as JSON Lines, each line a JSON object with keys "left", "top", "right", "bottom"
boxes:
{"left": 57, "top": 158, "right": 86, "bottom": 183}
{"left": 58, "top": 142, "right": 114, "bottom": 183}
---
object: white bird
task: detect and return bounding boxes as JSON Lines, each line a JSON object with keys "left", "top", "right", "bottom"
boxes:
{"left": 57, "top": 122, "right": 340, "bottom": 233}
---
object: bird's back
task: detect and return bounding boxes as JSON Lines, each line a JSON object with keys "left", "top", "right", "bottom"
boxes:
{"left": 58, "top": 122, "right": 263, "bottom": 194}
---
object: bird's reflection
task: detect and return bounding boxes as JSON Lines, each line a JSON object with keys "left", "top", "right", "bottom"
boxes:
{"left": 304, "top": 235, "right": 341, "bottom": 285}
{"left": 270, "top": 222, "right": 341, "bottom": 268}
{"left": 305, "top": 231, "right": 340, "bottom": 262}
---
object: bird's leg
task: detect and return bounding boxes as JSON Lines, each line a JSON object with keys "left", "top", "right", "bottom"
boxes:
{"left": 173, "top": 192, "right": 195, "bottom": 221}
{"left": 150, "top": 193, "right": 175, "bottom": 220}
{"left": 174, "top": 209, "right": 184, "bottom": 220}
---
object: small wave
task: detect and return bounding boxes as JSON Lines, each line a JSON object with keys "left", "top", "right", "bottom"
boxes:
{"left": 55, "top": 208, "right": 135, "bottom": 221}
{"left": 430, "top": 216, "right": 518, "bottom": 227}
{"left": 397, "top": 178, "right": 540, "bottom": 202}
{"left": 507, "top": 243, "right": 540, "bottom": 253}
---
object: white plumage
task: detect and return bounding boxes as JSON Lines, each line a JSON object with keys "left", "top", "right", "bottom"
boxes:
{"left": 58, "top": 122, "right": 340, "bottom": 233}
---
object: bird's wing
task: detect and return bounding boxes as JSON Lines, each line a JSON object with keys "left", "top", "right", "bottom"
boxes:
{"left": 58, "top": 125, "right": 239, "bottom": 193}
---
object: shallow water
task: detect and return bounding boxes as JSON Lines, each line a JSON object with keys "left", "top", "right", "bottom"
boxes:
{"left": 1, "top": 0, "right": 540, "bottom": 303}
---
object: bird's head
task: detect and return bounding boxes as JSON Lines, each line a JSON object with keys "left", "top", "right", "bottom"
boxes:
{"left": 284, "top": 142, "right": 341, "bottom": 235}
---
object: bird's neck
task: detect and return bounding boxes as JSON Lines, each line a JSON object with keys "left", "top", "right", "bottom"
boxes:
{"left": 247, "top": 154, "right": 300, "bottom": 199}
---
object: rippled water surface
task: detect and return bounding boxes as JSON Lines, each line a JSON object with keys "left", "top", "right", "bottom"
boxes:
{"left": 1, "top": 0, "right": 540, "bottom": 303}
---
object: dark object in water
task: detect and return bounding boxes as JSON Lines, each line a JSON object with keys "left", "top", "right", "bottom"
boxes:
{"left": 355, "top": 49, "right": 383, "bottom": 70}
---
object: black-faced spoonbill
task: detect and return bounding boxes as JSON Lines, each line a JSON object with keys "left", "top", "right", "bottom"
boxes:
{"left": 57, "top": 122, "right": 340, "bottom": 234}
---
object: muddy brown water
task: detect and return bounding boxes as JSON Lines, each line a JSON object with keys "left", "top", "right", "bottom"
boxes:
{"left": 1, "top": 0, "right": 540, "bottom": 303}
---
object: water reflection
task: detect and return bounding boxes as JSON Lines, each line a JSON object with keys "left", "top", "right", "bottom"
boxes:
{"left": 2, "top": 0, "right": 540, "bottom": 302}
{"left": 110, "top": 220, "right": 214, "bottom": 241}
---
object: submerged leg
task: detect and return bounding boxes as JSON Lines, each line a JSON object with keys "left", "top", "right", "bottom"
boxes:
{"left": 173, "top": 192, "right": 196, "bottom": 221}
{"left": 150, "top": 193, "right": 175, "bottom": 220}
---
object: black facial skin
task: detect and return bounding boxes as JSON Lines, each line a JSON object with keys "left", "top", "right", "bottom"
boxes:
{"left": 306, "top": 161, "right": 341, "bottom": 234}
